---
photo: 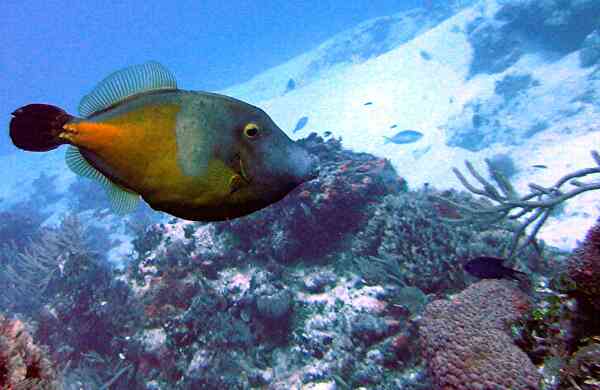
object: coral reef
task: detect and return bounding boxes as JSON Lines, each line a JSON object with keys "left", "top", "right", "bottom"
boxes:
{"left": 498, "top": 218, "right": 600, "bottom": 389}
{"left": 0, "top": 313, "right": 59, "bottom": 389}
{"left": 466, "top": 17, "right": 522, "bottom": 77}
{"left": 0, "top": 208, "right": 44, "bottom": 250}
{"left": 512, "top": 267, "right": 600, "bottom": 388}
{"left": 1, "top": 215, "right": 144, "bottom": 388}
{"left": 420, "top": 279, "right": 540, "bottom": 389}
{"left": 568, "top": 216, "right": 600, "bottom": 309}
{"left": 4, "top": 3, "right": 600, "bottom": 389}
{"left": 496, "top": 0, "right": 600, "bottom": 53}
{"left": 467, "top": 0, "right": 600, "bottom": 78}
{"left": 562, "top": 343, "right": 600, "bottom": 389}
{"left": 213, "top": 133, "right": 406, "bottom": 264}
{"left": 441, "top": 151, "right": 600, "bottom": 258}
{"left": 350, "top": 190, "right": 519, "bottom": 293}
{"left": 122, "top": 135, "right": 446, "bottom": 388}
{"left": 2, "top": 133, "right": 587, "bottom": 389}
{"left": 129, "top": 259, "right": 426, "bottom": 389}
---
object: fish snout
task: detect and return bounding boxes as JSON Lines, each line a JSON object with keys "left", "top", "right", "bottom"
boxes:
{"left": 289, "top": 146, "right": 320, "bottom": 184}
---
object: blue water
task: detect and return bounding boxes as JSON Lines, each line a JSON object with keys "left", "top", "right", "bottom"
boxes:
{"left": 0, "top": 0, "right": 420, "bottom": 155}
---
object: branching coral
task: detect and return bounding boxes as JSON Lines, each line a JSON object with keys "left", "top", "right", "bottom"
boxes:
{"left": 420, "top": 280, "right": 540, "bottom": 389}
{"left": 3, "top": 214, "right": 116, "bottom": 308}
{"left": 0, "top": 313, "right": 59, "bottom": 389}
{"left": 351, "top": 191, "right": 519, "bottom": 294}
{"left": 0, "top": 214, "right": 144, "bottom": 388}
{"left": 0, "top": 215, "right": 90, "bottom": 313}
{"left": 440, "top": 150, "right": 600, "bottom": 259}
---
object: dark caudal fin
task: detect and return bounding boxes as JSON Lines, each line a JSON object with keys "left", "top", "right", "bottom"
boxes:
{"left": 9, "top": 104, "right": 73, "bottom": 152}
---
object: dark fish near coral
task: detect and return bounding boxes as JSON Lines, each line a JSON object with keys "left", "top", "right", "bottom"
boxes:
{"left": 383, "top": 130, "right": 423, "bottom": 145}
{"left": 323, "top": 131, "right": 332, "bottom": 137}
{"left": 293, "top": 116, "right": 309, "bottom": 133}
{"left": 464, "top": 256, "right": 527, "bottom": 281}
{"left": 9, "top": 62, "right": 319, "bottom": 222}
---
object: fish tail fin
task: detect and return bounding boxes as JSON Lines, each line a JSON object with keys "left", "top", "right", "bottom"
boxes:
{"left": 9, "top": 104, "right": 74, "bottom": 152}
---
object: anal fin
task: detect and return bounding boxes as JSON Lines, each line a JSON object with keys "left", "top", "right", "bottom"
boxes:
{"left": 66, "top": 146, "right": 140, "bottom": 214}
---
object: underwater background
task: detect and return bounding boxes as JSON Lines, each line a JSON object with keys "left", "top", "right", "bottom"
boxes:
{"left": 2, "top": 0, "right": 600, "bottom": 388}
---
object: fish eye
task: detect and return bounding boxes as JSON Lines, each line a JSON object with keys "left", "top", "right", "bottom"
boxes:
{"left": 243, "top": 123, "right": 260, "bottom": 138}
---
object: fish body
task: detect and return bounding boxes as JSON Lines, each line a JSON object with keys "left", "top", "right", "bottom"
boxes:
{"left": 10, "top": 62, "right": 318, "bottom": 221}
{"left": 383, "top": 130, "right": 423, "bottom": 145}
{"left": 293, "top": 116, "right": 309, "bottom": 133}
{"left": 464, "top": 256, "right": 527, "bottom": 281}
{"left": 532, "top": 164, "right": 548, "bottom": 169}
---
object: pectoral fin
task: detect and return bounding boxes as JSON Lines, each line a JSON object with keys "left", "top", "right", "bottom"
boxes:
{"left": 229, "top": 174, "right": 245, "bottom": 194}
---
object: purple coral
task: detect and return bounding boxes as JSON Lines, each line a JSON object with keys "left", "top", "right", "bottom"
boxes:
{"left": 420, "top": 280, "right": 540, "bottom": 389}
{"left": 568, "top": 217, "right": 600, "bottom": 308}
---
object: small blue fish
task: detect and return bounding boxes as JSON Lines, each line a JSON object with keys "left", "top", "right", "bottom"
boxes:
{"left": 293, "top": 116, "right": 309, "bottom": 133}
{"left": 383, "top": 130, "right": 423, "bottom": 145}
{"left": 364, "top": 102, "right": 373, "bottom": 106}
{"left": 464, "top": 256, "right": 527, "bottom": 281}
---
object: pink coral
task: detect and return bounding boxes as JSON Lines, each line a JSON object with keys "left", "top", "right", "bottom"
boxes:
{"left": 420, "top": 280, "right": 540, "bottom": 389}
{"left": 0, "top": 313, "right": 59, "bottom": 389}
{"left": 568, "top": 218, "right": 600, "bottom": 308}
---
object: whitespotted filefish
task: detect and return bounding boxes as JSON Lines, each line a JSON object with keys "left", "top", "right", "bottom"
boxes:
{"left": 9, "top": 62, "right": 319, "bottom": 221}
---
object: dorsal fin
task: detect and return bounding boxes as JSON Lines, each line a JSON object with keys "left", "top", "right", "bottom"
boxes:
{"left": 78, "top": 61, "right": 177, "bottom": 118}
{"left": 66, "top": 146, "right": 140, "bottom": 214}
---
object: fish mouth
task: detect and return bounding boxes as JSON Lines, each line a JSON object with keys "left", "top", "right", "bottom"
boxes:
{"left": 229, "top": 154, "right": 251, "bottom": 195}
{"left": 239, "top": 156, "right": 251, "bottom": 183}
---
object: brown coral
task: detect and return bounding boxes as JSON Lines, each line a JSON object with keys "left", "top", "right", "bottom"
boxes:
{"left": 568, "top": 217, "right": 600, "bottom": 308}
{"left": 0, "top": 313, "right": 59, "bottom": 389}
{"left": 420, "top": 280, "right": 540, "bottom": 389}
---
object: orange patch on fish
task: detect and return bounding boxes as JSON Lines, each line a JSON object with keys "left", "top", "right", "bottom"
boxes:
{"left": 67, "top": 104, "right": 181, "bottom": 192}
